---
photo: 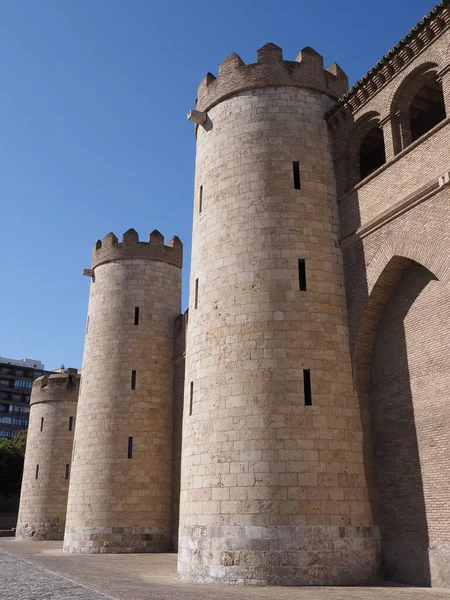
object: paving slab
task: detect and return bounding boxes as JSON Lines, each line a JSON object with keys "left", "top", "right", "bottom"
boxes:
{"left": 2, "top": 537, "right": 450, "bottom": 600}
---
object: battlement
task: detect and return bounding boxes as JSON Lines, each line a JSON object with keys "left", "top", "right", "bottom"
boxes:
{"left": 31, "top": 369, "right": 80, "bottom": 406}
{"left": 194, "top": 43, "right": 348, "bottom": 113}
{"left": 89, "top": 228, "right": 183, "bottom": 270}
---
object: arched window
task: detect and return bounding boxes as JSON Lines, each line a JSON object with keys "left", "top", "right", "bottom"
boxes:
{"left": 359, "top": 126, "right": 386, "bottom": 180}
{"left": 409, "top": 75, "right": 445, "bottom": 142}
{"left": 346, "top": 113, "right": 386, "bottom": 188}
{"left": 391, "top": 65, "right": 446, "bottom": 153}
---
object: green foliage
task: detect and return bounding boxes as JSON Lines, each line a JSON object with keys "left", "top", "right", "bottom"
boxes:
{"left": 13, "top": 430, "right": 27, "bottom": 455}
{"left": 0, "top": 438, "right": 24, "bottom": 496}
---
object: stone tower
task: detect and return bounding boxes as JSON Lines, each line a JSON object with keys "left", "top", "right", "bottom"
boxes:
{"left": 64, "top": 229, "right": 182, "bottom": 553}
{"left": 179, "top": 45, "right": 380, "bottom": 585}
{"left": 16, "top": 369, "right": 79, "bottom": 541}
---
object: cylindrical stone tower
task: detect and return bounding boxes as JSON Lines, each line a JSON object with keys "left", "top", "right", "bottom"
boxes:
{"left": 16, "top": 369, "right": 79, "bottom": 541}
{"left": 64, "top": 228, "right": 182, "bottom": 554}
{"left": 179, "top": 44, "right": 380, "bottom": 585}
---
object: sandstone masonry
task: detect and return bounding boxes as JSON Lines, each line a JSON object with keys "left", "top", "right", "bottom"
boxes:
{"left": 16, "top": 369, "right": 79, "bottom": 540}
{"left": 63, "top": 230, "right": 182, "bottom": 554}
{"left": 16, "top": 0, "right": 450, "bottom": 588}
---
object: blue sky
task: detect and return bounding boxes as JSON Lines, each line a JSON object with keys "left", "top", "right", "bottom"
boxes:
{"left": 0, "top": 0, "right": 435, "bottom": 370}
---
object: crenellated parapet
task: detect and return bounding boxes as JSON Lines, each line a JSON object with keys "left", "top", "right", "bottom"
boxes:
{"left": 31, "top": 369, "right": 80, "bottom": 406}
{"left": 90, "top": 228, "right": 183, "bottom": 270}
{"left": 193, "top": 43, "right": 348, "bottom": 113}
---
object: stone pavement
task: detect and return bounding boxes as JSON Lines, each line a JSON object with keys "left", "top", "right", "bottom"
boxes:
{"left": 2, "top": 537, "right": 450, "bottom": 600}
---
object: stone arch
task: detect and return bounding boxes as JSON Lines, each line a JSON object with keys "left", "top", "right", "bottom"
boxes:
{"left": 343, "top": 111, "right": 386, "bottom": 190}
{"left": 365, "top": 231, "right": 450, "bottom": 297}
{"left": 353, "top": 230, "right": 450, "bottom": 585}
{"left": 355, "top": 230, "right": 448, "bottom": 385}
{"left": 387, "top": 56, "right": 445, "bottom": 108}
{"left": 388, "top": 61, "right": 445, "bottom": 152}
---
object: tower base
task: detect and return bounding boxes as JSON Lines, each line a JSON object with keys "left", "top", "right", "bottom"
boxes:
{"left": 16, "top": 520, "right": 65, "bottom": 541}
{"left": 178, "top": 525, "right": 381, "bottom": 585}
{"left": 63, "top": 526, "right": 170, "bottom": 554}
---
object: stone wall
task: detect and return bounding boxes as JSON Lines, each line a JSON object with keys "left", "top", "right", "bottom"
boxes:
{"left": 64, "top": 230, "right": 182, "bottom": 554}
{"left": 16, "top": 371, "right": 79, "bottom": 540}
{"left": 179, "top": 45, "right": 380, "bottom": 585}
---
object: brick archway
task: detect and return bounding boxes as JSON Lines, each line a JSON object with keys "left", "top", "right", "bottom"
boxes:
{"left": 352, "top": 231, "right": 450, "bottom": 586}
{"left": 353, "top": 230, "right": 447, "bottom": 413}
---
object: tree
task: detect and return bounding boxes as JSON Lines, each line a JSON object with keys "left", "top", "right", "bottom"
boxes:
{"left": 0, "top": 438, "right": 24, "bottom": 496}
{"left": 13, "top": 430, "right": 27, "bottom": 455}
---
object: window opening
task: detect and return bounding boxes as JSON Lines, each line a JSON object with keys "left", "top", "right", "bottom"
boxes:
{"left": 303, "top": 369, "right": 312, "bottom": 406}
{"left": 189, "top": 382, "right": 194, "bottom": 416}
{"left": 131, "top": 371, "right": 136, "bottom": 390}
{"left": 293, "top": 161, "right": 301, "bottom": 189}
{"left": 134, "top": 307, "right": 139, "bottom": 325}
{"left": 194, "top": 279, "right": 199, "bottom": 309}
{"left": 298, "top": 259, "right": 307, "bottom": 291}
{"left": 359, "top": 126, "right": 386, "bottom": 180}
{"left": 128, "top": 436, "right": 133, "bottom": 458}
{"left": 69, "top": 416, "right": 73, "bottom": 432}
{"left": 199, "top": 185, "right": 203, "bottom": 213}
{"left": 410, "top": 77, "right": 446, "bottom": 142}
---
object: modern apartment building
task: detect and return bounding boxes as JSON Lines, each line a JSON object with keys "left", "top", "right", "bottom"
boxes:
{"left": 0, "top": 357, "right": 49, "bottom": 440}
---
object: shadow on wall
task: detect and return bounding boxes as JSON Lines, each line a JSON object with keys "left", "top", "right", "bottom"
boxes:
{"left": 347, "top": 248, "right": 434, "bottom": 585}
{"left": 370, "top": 262, "right": 435, "bottom": 586}
{"left": 336, "top": 54, "right": 450, "bottom": 586}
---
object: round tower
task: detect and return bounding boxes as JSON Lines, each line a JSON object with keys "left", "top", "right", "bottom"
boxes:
{"left": 63, "top": 228, "right": 182, "bottom": 554}
{"left": 179, "top": 45, "right": 380, "bottom": 585}
{"left": 16, "top": 369, "right": 79, "bottom": 541}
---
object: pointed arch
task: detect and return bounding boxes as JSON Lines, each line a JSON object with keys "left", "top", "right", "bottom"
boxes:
{"left": 365, "top": 232, "right": 450, "bottom": 297}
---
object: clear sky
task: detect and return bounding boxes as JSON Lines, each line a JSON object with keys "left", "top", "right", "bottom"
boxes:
{"left": 0, "top": 0, "right": 435, "bottom": 370}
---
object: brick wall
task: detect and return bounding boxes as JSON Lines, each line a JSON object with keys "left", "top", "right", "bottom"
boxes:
{"left": 333, "top": 14, "right": 450, "bottom": 588}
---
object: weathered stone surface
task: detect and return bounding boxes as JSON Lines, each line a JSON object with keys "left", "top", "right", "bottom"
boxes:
{"left": 16, "top": 371, "right": 79, "bottom": 541}
{"left": 179, "top": 74, "right": 380, "bottom": 584}
{"left": 64, "top": 235, "right": 182, "bottom": 554}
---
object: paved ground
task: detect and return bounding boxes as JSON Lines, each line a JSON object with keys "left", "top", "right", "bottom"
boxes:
{"left": 2, "top": 538, "right": 450, "bottom": 600}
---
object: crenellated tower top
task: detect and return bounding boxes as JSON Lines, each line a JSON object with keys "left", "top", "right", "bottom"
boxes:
{"left": 193, "top": 43, "right": 348, "bottom": 113}
{"left": 31, "top": 368, "right": 80, "bottom": 406}
{"left": 87, "top": 228, "right": 183, "bottom": 271}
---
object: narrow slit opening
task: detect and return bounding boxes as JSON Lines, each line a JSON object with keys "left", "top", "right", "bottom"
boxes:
{"left": 298, "top": 259, "right": 307, "bottom": 291}
{"left": 194, "top": 279, "right": 199, "bottom": 309}
{"left": 199, "top": 185, "right": 203, "bottom": 214}
{"left": 131, "top": 370, "right": 136, "bottom": 390}
{"left": 65, "top": 464, "right": 70, "bottom": 480}
{"left": 303, "top": 369, "right": 312, "bottom": 406}
{"left": 128, "top": 436, "right": 133, "bottom": 459}
{"left": 40, "top": 417, "right": 44, "bottom": 432}
{"left": 134, "top": 306, "right": 140, "bottom": 325}
{"left": 293, "top": 161, "right": 301, "bottom": 190}
{"left": 189, "top": 382, "right": 194, "bottom": 416}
